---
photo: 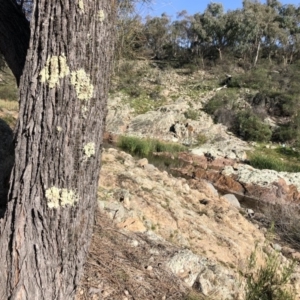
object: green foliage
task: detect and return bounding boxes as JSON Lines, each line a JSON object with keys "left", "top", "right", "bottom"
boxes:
{"left": 249, "top": 154, "right": 300, "bottom": 172}
{"left": 194, "top": 133, "right": 208, "bottom": 146}
{"left": 234, "top": 110, "right": 272, "bottom": 142}
{"left": 234, "top": 67, "right": 273, "bottom": 91}
{"left": 184, "top": 108, "right": 199, "bottom": 120}
{"left": 245, "top": 249, "right": 295, "bottom": 300}
{"left": 248, "top": 145, "right": 300, "bottom": 172}
{"left": 203, "top": 90, "right": 229, "bottom": 115}
{"left": 128, "top": 95, "right": 166, "bottom": 115}
{"left": 117, "top": 135, "right": 186, "bottom": 157}
{"left": 203, "top": 89, "right": 239, "bottom": 116}
{"left": 272, "top": 125, "right": 299, "bottom": 145}
{"left": 113, "top": 61, "right": 146, "bottom": 97}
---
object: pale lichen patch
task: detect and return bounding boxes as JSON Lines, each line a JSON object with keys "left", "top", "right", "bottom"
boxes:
{"left": 39, "top": 55, "right": 70, "bottom": 88}
{"left": 78, "top": 0, "right": 84, "bottom": 12}
{"left": 46, "top": 187, "right": 78, "bottom": 208}
{"left": 56, "top": 126, "right": 63, "bottom": 132}
{"left": 45, "top": 187, "right": 61, "bottom": 208}
{"left": 98, "top": 10, "right": 105, "bottom": 22}
{"left": 60, "top": 189, "right": 79, "bottom": 206}
{"left": 83, "top": 142, "right": 95, "bottom": 158}
{"left": 70, "top": 69, "right": 94, "bottom": 101}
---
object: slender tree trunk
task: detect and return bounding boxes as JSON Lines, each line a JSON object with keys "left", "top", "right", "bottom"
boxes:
{"left": 217, "top": 47, "right": 222, "bottom": 61}
{"left": 254, "top": 41, "right": 261, "bottom": 67}
{"left": 0, "top": 0, "right": 116, "bottom": 299}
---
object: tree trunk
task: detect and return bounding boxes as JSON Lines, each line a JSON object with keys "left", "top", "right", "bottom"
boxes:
{"left": 217, "top": 47, "right": 222, "bottom": 61}
{"left": 253, "top": 41, "right": 261, "bottom": 67}
{"left": 0, "top": 0, "right": 116, "bottom": 299}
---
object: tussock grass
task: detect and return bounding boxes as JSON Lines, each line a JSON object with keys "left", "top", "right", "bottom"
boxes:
{"left": 248, "top": 146, "right": 300, "bottom": 172}
{"left": 117, "top": 135, "right": 186, "bottom": 157}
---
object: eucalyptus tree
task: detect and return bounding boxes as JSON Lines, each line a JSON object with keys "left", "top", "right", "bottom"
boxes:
{"left": 277, "top": 4, "right": 300, "bottom": 65}
{"left": 115, "top": 0, "right": 150, "bottom": 60}
{"left": 201, "top": 2, "right": 228, "bottom": 60}
{"left": 242, "top": 0, "right": 280, "bottom": 66}
{"left": 0, "top": 0, "right": 116, "bottom": 299}
{"left": 144, "top": 13, "right": 171, "bottom": 59}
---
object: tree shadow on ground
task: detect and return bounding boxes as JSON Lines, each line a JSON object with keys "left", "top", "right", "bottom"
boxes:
{"left": 0, "top": 118, "right": 14, "bottom": 218}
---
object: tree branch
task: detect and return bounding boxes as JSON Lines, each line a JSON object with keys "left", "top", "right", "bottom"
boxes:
{"left": 0, "top": 0, "right": 30, "bottom": 85}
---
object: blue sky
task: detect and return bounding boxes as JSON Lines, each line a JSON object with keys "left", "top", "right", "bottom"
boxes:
{"left": 137, "top": 0, "right": 300, "bottom": 18}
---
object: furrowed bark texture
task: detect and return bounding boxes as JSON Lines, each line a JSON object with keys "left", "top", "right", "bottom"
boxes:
{"left": 0, "top": 0, "right": 115, "bottom": 299}
{"left": 0, "top": 0, "right": 30, "bottom": 84}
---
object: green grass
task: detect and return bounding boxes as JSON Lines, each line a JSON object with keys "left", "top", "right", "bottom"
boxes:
{"left": 117, "top": 135, "right": 186, "bottom": 157}
{"left": 248, "top": 145, "right": 300, "bottom": 172}
{"left": 126, "top": 94, "right": 167, "bottom": 115}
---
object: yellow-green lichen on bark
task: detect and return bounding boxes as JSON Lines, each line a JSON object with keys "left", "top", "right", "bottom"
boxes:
{"left": 39, "top": 55, "right": 70, "bottom": 88}
{"left": 46, "top": 187, "right": 78, "bottom": 208}
{"left": 78, "top": 0, "right": 84, "bottom": 12}
{"left": 98, "top": 10, "right": 105, "bottom": 22}
{"left": 83, "top": 142, "right": 95, "bottom": 158}
{"left": 71, "top": 69, "right": 94, "bottom": 101}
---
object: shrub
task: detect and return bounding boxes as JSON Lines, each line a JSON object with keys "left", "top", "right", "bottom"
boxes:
{"left": 194, "top": 133, "right": 207, "bottom": 146}
{"left": 234, "top": 110, "right": 272, "bottom": 142}
{"left": 203, "top": 91, "right": 229, "bottom": 116}
{"left": 214, "top": 108, "right": 237, "bottom": 128}
{"left": 184, "top": 109, "right": 199, "bottom": 120}
{"left": 272, "top": 125, "right": 296, "bottom": 144}
{"left": 264, "top": 204, "right": 300, "bottom": 249}
{"left": 203, "top": 89, "right": 239, "bottom": 117}
{"left": 245, "top": 248, "right": 296, "bottom": 300}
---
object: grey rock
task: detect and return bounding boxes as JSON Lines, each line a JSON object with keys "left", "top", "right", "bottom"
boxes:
{"left": 223, "top": 194, "right": 241, "bottom": 208}
{"left": 206, "top": 182, "right": 219, "bottom": 197}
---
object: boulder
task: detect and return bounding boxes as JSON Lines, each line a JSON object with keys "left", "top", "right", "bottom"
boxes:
{"left": 222, "top": 194, "right": 241, "bottom": 208}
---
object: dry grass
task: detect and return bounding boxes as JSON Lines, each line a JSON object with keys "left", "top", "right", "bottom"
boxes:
{"left": 263, "top": 204, "right": 300, "bottom": 250}
{"left": 76, "top": 209, "right": 203, "bottom": 300}
{"left": 0, "top": 99, "right": 19, "bottom": 112}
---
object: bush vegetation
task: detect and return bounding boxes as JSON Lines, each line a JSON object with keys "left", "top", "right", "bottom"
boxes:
{"left": 264, "top": 204, "right": 300, "bottom": 250}
{"left": 184, "top": 108, "right": 199, "bottom": 120}
{"left": 234, "top": 110, "right": 272, "bottom": 142}
{"left": 245, "top": 248, "right": 296, "bottom": 300}
{"left": 117, "top": 135, "right": 186, "bottom": 157}
{"left": 248, "top": 145, "right": 300, "bottom": 172}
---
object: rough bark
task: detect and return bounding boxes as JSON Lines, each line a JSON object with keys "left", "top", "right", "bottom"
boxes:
{"left": 0, "top": 0, "right": 30, "bottom": 85}
{"left": 0, "top": 0, "right": 116, "bottom": 299}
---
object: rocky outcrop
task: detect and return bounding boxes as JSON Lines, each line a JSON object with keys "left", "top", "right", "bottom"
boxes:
{"left": 97, "top": 148, "right": 300, "bottom": 299}
{"left": 169, "top": 150, "right": 300, "bottom": 205}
